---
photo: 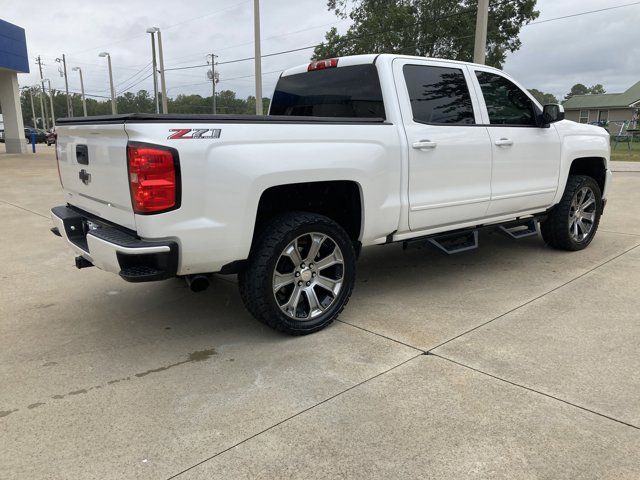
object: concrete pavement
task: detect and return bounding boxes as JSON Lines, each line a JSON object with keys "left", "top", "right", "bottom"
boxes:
{"left": 1, "top": 148, "right": 638, "bottom": 479}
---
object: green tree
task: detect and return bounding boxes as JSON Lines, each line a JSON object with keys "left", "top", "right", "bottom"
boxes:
{"left": 564, "top": 83, "right": 607, "bottom": 101}
{"left": 564, "top": 83, "right": 590, "bottom": 101}
{"left": 18, "top": 87, "right": 271, "bottom": 121}
{"left": 313, "top": 0, "right": 539, "bottom": 68}
{"left": 528, "top": 88, "right": 558, "bottom": 105}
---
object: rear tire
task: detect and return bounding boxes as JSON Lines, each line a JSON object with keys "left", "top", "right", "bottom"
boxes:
{"left": 239, "top": 212, "right": 356, "bottom": 335}
{"left": 540, "top": 175, "right": 603, "bottom": 251}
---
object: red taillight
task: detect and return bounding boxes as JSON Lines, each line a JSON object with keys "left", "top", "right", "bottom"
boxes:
{"left": 127, "top": 143, "right": 180, "bottom": 214}
{"left": 308, "top": 58, "right": 338, "bottom": 71}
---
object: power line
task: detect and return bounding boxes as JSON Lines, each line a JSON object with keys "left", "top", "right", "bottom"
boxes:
{"left": 164, "top": 18, "right": 351, "bottom": 68}
{"left": 165, "top": 6, "right": 480, "bottom": 73}
{"left": 164, "top": 1, "right": 640, "bottom": 75}
{"left": 167, "top": 69, "right": 283, "bottom": 93}
{"left": 113, "top": 62, "right": 153, "bottom": 90}
{"left": 117, "top": 72, "right": 154, "bottom": 95}
{"left": 163, "top": 0, "right": 251, "bottom": 30}
{"left": 526, "top": 1, "right": 640, "bottom": 26}
{"left": 38, "top": 0, "right": 640, "bottom": 103}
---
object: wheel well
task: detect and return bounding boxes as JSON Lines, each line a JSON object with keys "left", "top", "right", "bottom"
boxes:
{"left": 254, "top": 181, "right": 363, "bottom": 242}
{"left": 569, "top": 157, "right": 606, "bottom": 192}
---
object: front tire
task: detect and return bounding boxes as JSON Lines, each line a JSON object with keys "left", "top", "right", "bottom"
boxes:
{"left": 540, "top": 175, "right": 603, "bottom": 251}
{"left": 239, "top": 212, "right": 356, "bottom": 335}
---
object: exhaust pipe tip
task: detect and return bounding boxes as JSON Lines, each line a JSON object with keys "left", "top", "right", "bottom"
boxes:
{"left": 185, "top": 275, "right": 210, "bottom": 293}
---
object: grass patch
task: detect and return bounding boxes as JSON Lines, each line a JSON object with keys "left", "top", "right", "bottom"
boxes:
{"left": 611, "top": 140, "right": 640, "bottom": 162}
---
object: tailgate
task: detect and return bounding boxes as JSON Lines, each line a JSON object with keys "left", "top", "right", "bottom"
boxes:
{"left": 57, "top": 123, "right": 136, "bottom": 230}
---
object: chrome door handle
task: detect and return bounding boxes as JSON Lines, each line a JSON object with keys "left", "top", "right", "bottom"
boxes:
{"left": 495, "top": 138, "right": 514, "bottom": 147}
{"left": 412, "top": 140, "right": 437, "bottom": 150}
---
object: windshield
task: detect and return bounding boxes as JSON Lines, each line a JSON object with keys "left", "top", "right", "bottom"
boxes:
{"left": 270, "top": 64, "right": 385, "bottom": 119}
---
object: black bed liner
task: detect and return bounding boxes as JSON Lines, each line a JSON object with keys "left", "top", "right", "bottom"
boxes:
{"left": 56, "top": 113, "right": 389, "bottom": 125}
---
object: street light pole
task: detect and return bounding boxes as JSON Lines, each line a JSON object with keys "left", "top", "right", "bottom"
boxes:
{"left": 99, "top": 52, "right": 117, "bottom": 114}
{"left": 56, "top": 54, "right": 73, "bottom": 117}
{"left": 146, "top": 29, "right": 160, "bottom": 114}
{"left": 253, "top": 0, "right": 263, "bottom": 115}
{"left": 72, "top": 67, "right": 87, "bottom": 117}
{"left": 473, "top": 0, "right": 489, "bottom": 64}
{"left": 207, "top": 53, "right": 218, "bottom": 114}
{"left": 43, "top": 79, "right": 56, "bottom": 128}
{"left": 156, "top": 29, "right": 168, "bottom": 114}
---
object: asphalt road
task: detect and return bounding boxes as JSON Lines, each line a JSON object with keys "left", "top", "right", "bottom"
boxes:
{"left": 1, "top": 146, "right": 639, "bottom": 479}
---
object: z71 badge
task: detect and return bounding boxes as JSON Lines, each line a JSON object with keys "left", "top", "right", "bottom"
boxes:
{"left": 167, "top": 128, "right": 222, "bottom": 140}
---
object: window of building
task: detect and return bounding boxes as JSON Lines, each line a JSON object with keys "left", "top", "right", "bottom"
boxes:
{"left": 475, "top": 71, "right": 537, "bottom": 126}
{"left": 598, "top": 110, "right": 609, "bottom": 123}
{"left": 579, "top": 110, "right": 588, "bottom": 123}
{"left": 402, "top": 64, "right": 475, "bottom": 125}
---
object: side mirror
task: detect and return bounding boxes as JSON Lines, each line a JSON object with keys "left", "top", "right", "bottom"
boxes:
{"left": 542, "top": 104, "right": 565, "bottom": 124}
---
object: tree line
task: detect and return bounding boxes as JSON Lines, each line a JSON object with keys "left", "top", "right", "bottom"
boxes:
{"left": 16, "top": 88, "right": 270, "bottom": 129}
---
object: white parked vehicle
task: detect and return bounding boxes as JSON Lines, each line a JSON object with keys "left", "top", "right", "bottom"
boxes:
{"left": 51, "top": 54, "right": 611, "bottom": 335}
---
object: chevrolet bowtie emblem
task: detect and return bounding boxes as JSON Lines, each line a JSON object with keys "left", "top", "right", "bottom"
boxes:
{"left": 79, "top": 169, "right": 91, "bottom": 185}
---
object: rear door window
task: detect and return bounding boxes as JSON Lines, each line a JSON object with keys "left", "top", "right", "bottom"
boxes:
{"left": 270, "top": 64, "right": 385, "bottom": 119}
{"left": 403, "top": 64, "right": 475, "bottom": 125}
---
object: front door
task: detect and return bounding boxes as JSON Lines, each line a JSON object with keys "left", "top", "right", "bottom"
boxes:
{"left": 471, "top": 68, "right": 561, "bottom": 216}
{"left": 393, "top": 59, "right": 492, "bottom": 231}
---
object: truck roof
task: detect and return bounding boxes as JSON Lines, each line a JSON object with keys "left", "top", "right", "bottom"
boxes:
{"left": 281, "top": 53, "right": 500, "bottom": 77}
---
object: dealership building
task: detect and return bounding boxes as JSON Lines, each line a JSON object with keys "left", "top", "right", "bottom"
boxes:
{"left": 0, "top": 18, "right": 28, "bottom": 154}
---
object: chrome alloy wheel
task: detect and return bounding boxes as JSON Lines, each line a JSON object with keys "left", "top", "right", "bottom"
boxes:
{"left": 569, "top": 186, "right": 596, "bottom": 242}
{"left": 272, "top": 232, "right": 344, "bottom": 320}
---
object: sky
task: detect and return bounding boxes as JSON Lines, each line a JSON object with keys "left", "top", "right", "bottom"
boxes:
{"left": 1, "top": 0, "right": 639, "bottom": 102}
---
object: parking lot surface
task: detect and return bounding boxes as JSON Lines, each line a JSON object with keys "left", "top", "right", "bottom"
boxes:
{"left": 1, "top": 147, "right": 639, "bottom": 479}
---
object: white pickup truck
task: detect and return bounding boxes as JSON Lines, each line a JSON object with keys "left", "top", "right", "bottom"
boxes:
{"left": 51, "top": 54, "right": 611, "bottom": 335}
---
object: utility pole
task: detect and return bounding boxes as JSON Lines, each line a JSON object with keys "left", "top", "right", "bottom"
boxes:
{"left": 473, "top": 0, "right": 489, "bottom": 64}
{"left": 146, "top": 29, "right": 160, "bottom": 114}
{"left": 21, "top": 86, "right": 37, "bottom": 128}
{"left": 38, "top": 85, "right": 46, "bottom": 129}
{"left": 56, "top": 54, "right": 73, "bottom": 117}
{"left": 253, "top": 0, "right": 263, "bottom": 115}
{"left": 28, "top": 88, "right": 36, "bottom": 128}
{"left": 156, "top": 29, "right": 168, "bottom": 114}
{"left": 72, "top": 67, "right": 88, "bottom": 117}
{"left": 35, "top": 56, "right": 49, "bottom": 129}
{"left": 207, "top": 53, "right": 218, "bottom": 114}
{"left": 43, "top": 79, "right": 56, "bottom": 128}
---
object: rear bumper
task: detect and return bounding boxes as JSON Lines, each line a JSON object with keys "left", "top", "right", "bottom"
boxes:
{"left": 51, "top": 205, "right": 179, "bottom": 282}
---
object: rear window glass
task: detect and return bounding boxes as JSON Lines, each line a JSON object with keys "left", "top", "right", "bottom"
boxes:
{"left": 270, "top": 64, "right": 386, "bottom": 119}
{"left": 403, "top": 64, "right": 475, "bottom": 125}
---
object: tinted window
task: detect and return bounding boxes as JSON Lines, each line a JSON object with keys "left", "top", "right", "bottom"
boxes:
{"left": 475, "top": 71, "right": 537, "bottom": 126}
{"left": 403, "top": 65, "right": 475, "bottom": 125}
{"left": 270, "top": 64, "right": 385, "bottom": 119}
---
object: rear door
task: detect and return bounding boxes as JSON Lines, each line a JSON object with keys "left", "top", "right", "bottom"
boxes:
{"left": 56, "top": 123, "right": 136, "bottom": 230}
{"left": 470, "top": 68, "right": 561, "bottom": 216}
{"left": 393, "top": 58, "right": 492, "bottom": 231}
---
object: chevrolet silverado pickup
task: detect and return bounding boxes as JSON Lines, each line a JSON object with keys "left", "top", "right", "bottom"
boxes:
{"left": 51, "top": 54, "right": 611, "bottom": 335}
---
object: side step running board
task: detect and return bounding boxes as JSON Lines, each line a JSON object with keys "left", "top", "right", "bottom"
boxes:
{"left": 497, "top": 219, "right": 538, "bottom": 239}
{"left": 427, "top": 230, "right": 479, "bottom": 255}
